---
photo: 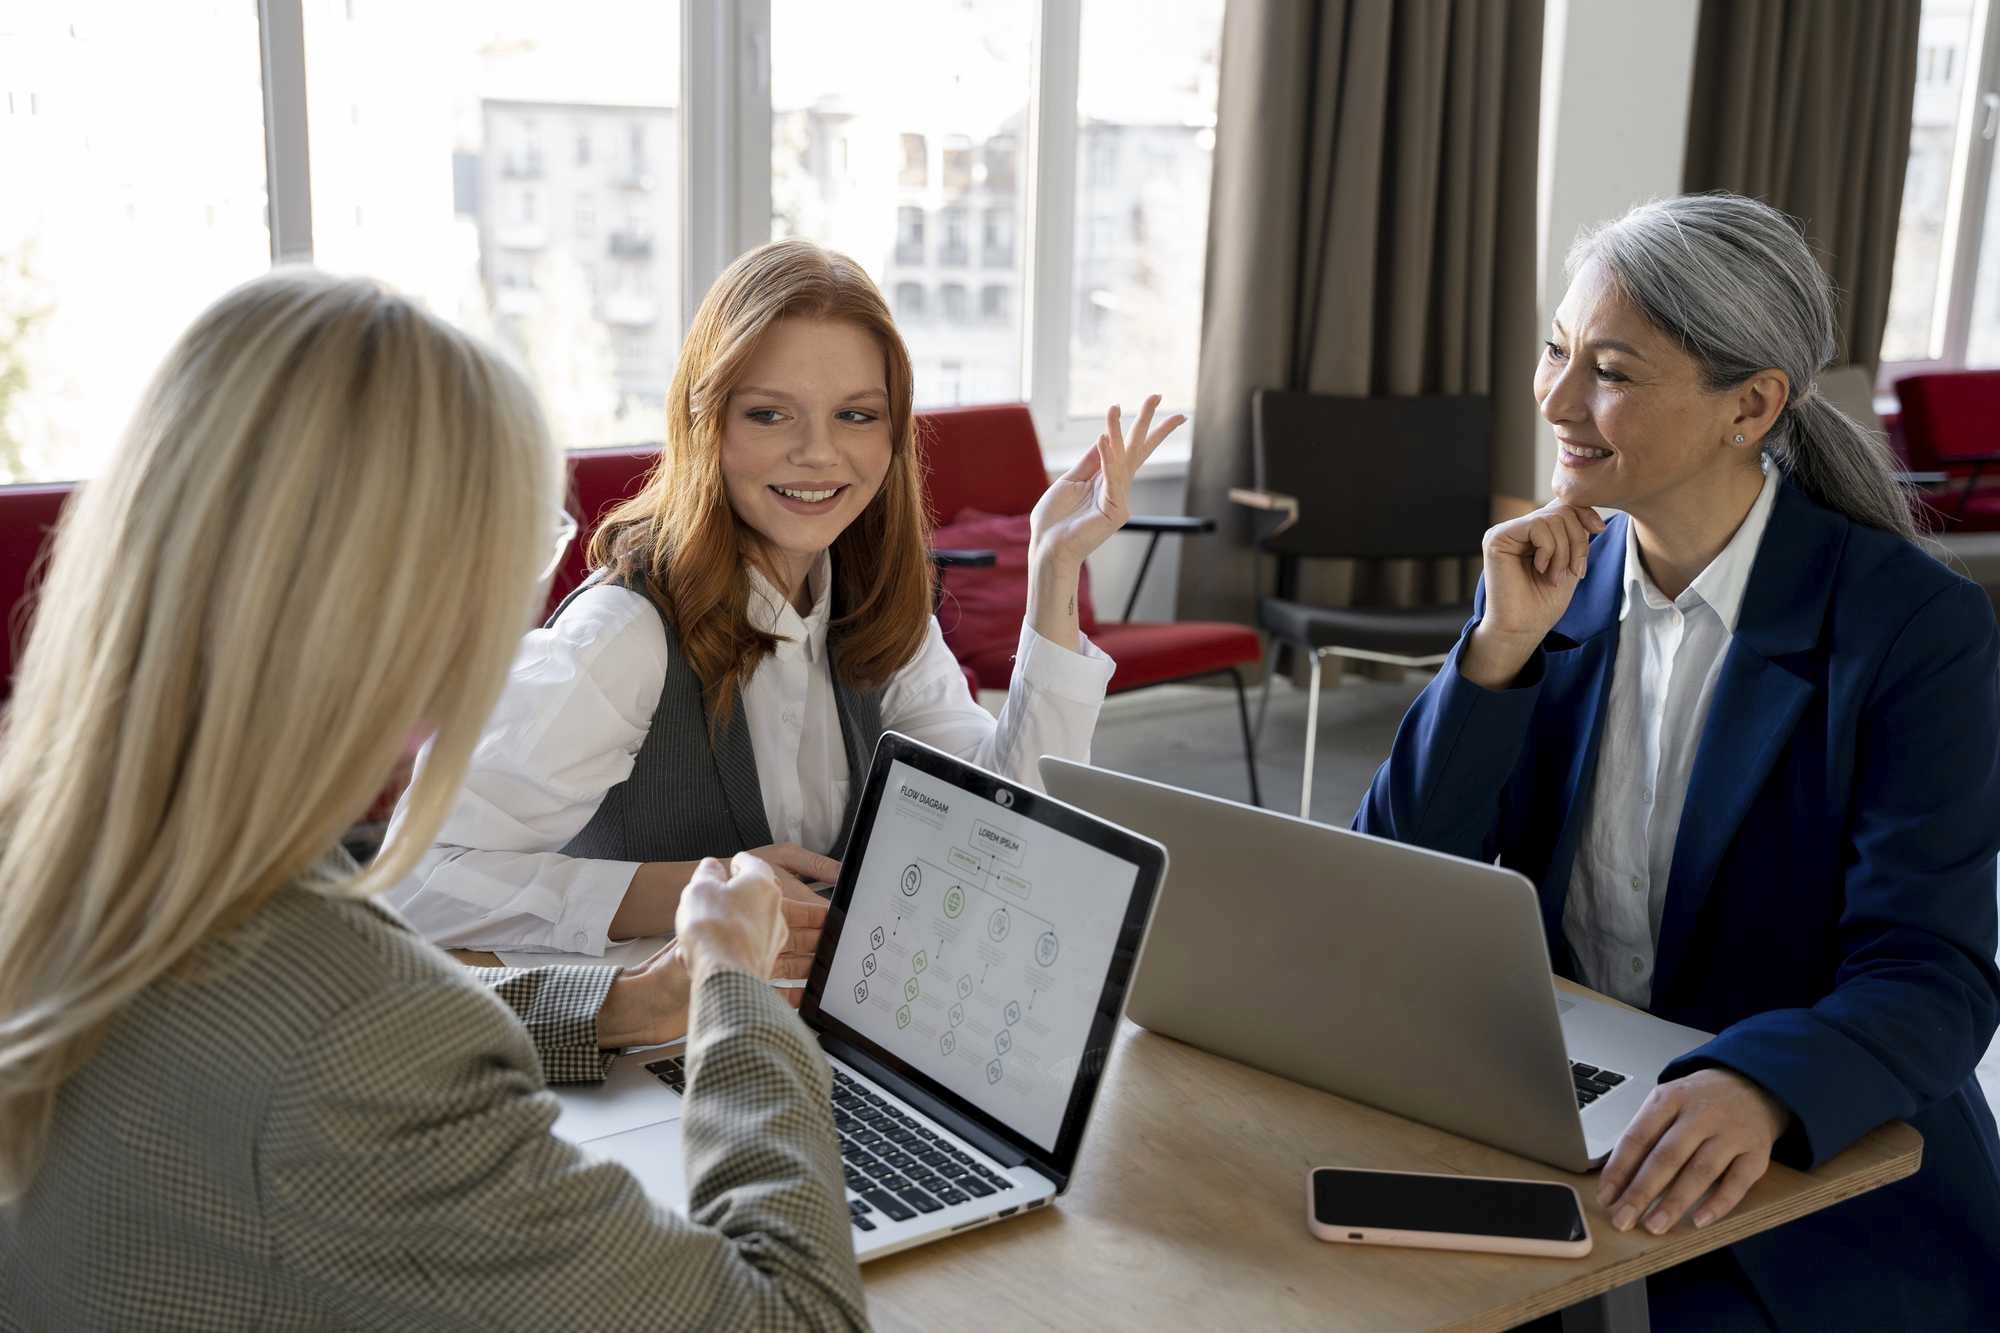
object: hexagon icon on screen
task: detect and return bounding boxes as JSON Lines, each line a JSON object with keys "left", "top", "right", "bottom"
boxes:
{"left": 987, "top": 907, "right": 1011, "bottom": 942}
{"left": 956, "top": 974, "right": 974, "bottom": 1000}
{"left": 912, "top": 950, "right": 928, "bottom": 974}
{"left": 1003, "top": 999, "right": 1021, "bottom": 1026}
{"left": 994, "top": 1028, "right": 1013, "bottom": 1055}
{"left": 986, "top": 1059, "right": 1004, "bottom": 1084}
{"left": 852, "top": 980, "right": 869, "bottom": 1004}
{"left": 940, "top": 1030, "right": 957, "bottom": 1056}
{"left": 948, "top": 1002, "right": 964, "bottom": 1027}
{"left": 861, "top": 953, "right": 877, "bottom": 977}
{"left": 903, "top": 976, "right": 920, "bottom": 1002}
{"left": 869, "top": 925, "right": 885, "bottom": 950}
{"left": 896, "top": 1005, "right": 912, "bottom": 1029}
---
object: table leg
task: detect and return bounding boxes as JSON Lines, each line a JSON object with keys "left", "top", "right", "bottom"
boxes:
{"left": 1559, "top": 1278, "right": 1649, "bottom": 1333}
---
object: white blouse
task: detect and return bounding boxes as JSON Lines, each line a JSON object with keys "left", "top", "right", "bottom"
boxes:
{"left": 384, "top": 554, "right": 1114, "bottom": 954}
{"left": 1562, "top": 465, "right": 1778, "bottom": 1006}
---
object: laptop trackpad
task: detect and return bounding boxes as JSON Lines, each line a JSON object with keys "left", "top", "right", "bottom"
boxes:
{"left": 551, "top": 1063, "right": 684, "bottom": 1145}
{"left": 573, "top": 1118, "right": 690, "bottom": 1210}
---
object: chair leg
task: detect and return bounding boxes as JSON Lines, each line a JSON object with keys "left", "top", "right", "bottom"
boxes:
{"left": 1300, "top": 651, "right": 1325, "bottom": 821}
{"left": 1227, "top": 667, "right": 1262, "bottom": 808}
{"left": 1252, "top": 638, "right": 1282, "bottom": 744}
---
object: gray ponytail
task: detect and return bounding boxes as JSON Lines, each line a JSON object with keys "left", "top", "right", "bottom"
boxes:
{"left": 1571, "top": 193, "right": 1918, "bottom": 542}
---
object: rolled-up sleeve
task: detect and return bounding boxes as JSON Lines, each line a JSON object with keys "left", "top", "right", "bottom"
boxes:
{"left": 881, "top": 617, "right": 1114, "bottom": 791}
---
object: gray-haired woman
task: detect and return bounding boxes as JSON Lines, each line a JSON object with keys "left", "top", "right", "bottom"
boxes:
{"left": 1359, "top": 193, "right": 2000, "bottom": 1330}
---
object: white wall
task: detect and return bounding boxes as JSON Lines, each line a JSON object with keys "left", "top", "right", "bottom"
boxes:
{"left": 1084, "top": 468, "right": 1188, "bottom": 623}
{"left": 1534, "top": 0, "right": 1702, "bottom": 496}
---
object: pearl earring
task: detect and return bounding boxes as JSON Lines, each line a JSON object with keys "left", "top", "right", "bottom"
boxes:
{"left": 1733, "top": 433, "right": 1746, "bottom": 444}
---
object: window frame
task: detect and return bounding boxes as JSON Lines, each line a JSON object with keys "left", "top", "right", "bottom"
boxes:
{"left": 254, "top": 0, "right": 1192, "bottom": 467}
{"left": 1882, "top": 0, "right": 2000, "bottom": 385}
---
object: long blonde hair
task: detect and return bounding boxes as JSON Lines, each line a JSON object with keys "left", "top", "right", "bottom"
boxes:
{"left": 0, "top": 269, "right": 559, "bottom": 1200}
{"left": 590, "top": 239, "right": 934, "bottom": 729}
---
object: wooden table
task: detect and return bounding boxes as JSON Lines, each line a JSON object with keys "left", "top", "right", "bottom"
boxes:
{"left": 452, "top": 952, "right": 1919, "bottom": 1331}
{"left": 861, "top": 1015, "right": 1918, "bottom": 1333}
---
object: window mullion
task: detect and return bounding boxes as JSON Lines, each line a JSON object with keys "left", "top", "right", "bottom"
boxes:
{"left": 1024, "top": 0, "right": 1082, "bottom": 443}
{"left": 682, "top": 0, "right": 771, "bottom": 335}
{"left": 256, "top": 0, "right": 312, "bottom": 263}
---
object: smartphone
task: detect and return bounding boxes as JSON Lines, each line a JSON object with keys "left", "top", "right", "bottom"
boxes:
{"left": 1307, "top": 1167, "right": 1592, "bottom": 1258}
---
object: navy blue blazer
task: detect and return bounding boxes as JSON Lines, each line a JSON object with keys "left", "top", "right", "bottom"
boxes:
{"left": 1356, "top": 479, "right": 2000, "bottom": 1330}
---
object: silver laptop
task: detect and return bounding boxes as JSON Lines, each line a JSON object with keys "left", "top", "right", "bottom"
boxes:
{"left": 1041, "top": 758, "right": 1711, "bottom": 1172}
{"left": 550, "top": 734, "right": 1166, "bottom": 1261}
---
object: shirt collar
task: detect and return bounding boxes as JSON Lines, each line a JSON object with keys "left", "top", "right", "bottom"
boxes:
{"left": 746, "top": 551, "right": 833, "bottom": 660}
{"left": 1619, "top": 463, "right": 1778, "bottom": 633}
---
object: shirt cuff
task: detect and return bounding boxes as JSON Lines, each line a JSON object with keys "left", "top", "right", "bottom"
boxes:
{"left": 1014, "top": 623, "right": 1115, "bottom": 704}
{"left": 543, "top": 859, "right": 643, "bottom": 957}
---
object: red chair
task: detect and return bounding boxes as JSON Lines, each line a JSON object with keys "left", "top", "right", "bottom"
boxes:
{"left": 0, "top": 483, "right": 75, "bottom": 703}
{"left": 918, "top": 403, "right": 1265, "bottom": 805}
{"left": 1893, "top": 370, "right": 2000, "bottom": 532}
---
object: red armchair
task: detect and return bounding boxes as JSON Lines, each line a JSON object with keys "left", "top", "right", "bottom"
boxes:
{"left": 919, "top": 403, "right": 1265, "bottom": 805}
{"left": 1894, "top": 370, "right": 2000, "bottom": 531}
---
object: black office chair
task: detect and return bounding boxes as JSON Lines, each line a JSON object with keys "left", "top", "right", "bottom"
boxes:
{"left": 1233, "top": 390, "right": 1492, "bottom": 818}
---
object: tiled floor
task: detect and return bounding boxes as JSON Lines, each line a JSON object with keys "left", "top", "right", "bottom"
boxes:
{"left": 1079, "top": 673, "right": 2000, "bottom": 1114}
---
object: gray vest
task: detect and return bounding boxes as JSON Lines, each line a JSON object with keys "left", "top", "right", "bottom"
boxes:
{"left": 551, "top": 570, "right": 884, "bottom": 862}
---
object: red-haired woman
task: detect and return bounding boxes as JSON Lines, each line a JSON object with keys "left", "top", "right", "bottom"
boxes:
{"left": 386, "top": 239, "right": 1180, "bottom": 970}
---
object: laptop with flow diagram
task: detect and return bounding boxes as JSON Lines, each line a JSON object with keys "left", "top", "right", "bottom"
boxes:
{"left": 1040, "top": 758, "right": 1711, "bottom": 1173}
{"left": 548, "top": 733, "right": 1166, "bottom": 1260}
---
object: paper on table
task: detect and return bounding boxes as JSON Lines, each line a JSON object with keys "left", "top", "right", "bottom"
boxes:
{"left": 494, "top": 936, "right": 805, "bottom": 988}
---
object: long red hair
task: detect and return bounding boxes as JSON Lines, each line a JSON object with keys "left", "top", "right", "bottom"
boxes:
{"left": 590, "top": 239, "right": 934, "bottom": 728}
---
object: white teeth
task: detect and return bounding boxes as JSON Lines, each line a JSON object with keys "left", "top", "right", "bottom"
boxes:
{"left": 1562, "top": 444, "right": 1612, "bottom": 460}
{"left": 775, "top": 486, "right": 840, "bottom": 502}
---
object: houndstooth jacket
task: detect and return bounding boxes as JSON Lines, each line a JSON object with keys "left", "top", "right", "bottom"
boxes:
{"left": 0, "top": 885, "right": 868, "bottom": 1331}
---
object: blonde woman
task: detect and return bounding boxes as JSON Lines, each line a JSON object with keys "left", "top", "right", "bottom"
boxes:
{"left": 0, "top": 271, "right": 867, "bottom": 1329}
{"left": 389, "top": 238, "right": 1181, "bottom": 956}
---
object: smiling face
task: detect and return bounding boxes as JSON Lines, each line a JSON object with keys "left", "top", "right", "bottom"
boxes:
{"left": 718, "top": 315, "right": 894, "bottom": 597}
{"left": 1536, "top": 260, "right": 1763, "bottom": 515}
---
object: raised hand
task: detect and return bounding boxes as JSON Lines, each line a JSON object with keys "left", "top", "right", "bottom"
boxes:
{"left": 1028, "top": 394, "right": 1187, "bottom": 570}
{"left": 1457, "top": 500, "right": 1607, "bottom": 690}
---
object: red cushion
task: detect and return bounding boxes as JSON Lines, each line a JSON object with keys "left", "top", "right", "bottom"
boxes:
{"left": 0, "top": 483, "right": 77, "bottom": 699}
{"left": 1893, "top": 370, "right": 2000, "bottom": 471}
{"left": 917, "top": 404, "right": 1051, "bottom": 524}
{"left": 932, "top": 510, "right": 1098, "bottom": 671}
{"left": 1088, "top": 621, "right": 1263, "bottom": 694}
{"left": 1919, "top": 485, "right": 2000, "bottom": 533}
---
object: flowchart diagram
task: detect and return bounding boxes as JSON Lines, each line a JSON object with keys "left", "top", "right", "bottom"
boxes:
{"left": 825, "top": 762, "right": 1139, "bottom": 1149}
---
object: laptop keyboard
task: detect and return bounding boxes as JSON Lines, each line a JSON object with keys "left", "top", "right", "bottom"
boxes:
{"left": 1570, "top": 1060, "right": 1628, "bottom": 1108}
{"left": 641, "top": 1058, "right": 1013, "bottom": 1234}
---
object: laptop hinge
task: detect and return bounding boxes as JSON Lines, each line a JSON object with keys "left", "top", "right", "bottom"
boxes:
{"left": 817, "top": 1033, "right": 1064, "bottom": 1189}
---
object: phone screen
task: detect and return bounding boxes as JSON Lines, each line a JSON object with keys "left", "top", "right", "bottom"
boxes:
{"left": 1311, "top": 1169, "right": 1586, "bottom": 1242}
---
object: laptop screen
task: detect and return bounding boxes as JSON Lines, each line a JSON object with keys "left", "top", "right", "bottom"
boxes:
{"left": 814, "top": 748, "right": 1150, "bottom": 1155}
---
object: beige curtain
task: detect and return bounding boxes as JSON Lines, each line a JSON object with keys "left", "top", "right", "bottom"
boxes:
{"left": 1178, "top": 0, "right": 1545, "bottom": 657}
{"left": 1682, "top": 0, "right": 1922, "bottom": 373}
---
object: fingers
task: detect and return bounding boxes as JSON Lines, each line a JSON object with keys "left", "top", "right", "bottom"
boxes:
{"left": 1608, "top": 1121, "right": 1702, "bottom": 1232}
{"left": 1639, "top": 1136, "right": 1733, "bottom": 1235}
{"left": 781, "top": 986, "right": 804, "bottom": 1009}
{"left": 780, "top": 896, "right": 828, "bottom": 933}
{"left": 772, "top": 950, "right": 816, "bottom": 981}
{"left": 1691, "top": 1150, "right": 1768, "bottom": 1228}
{"left": 1553, "top": 507, "right": 1594, "bottom": 579}
{"left": 1060, "top": 437, "right": 1108, "bottom": 483}
{"left": 1527, "top": 513, "right": 1570, "bottom": 577}
{"left": 1599, "top": 1089, "right": 1677, "bottom": 1205}
{"left": 757, "top": 844, "right": 840, "bottom": 884}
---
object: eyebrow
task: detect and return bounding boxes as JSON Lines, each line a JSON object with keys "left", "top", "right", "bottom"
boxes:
{"left": 1550, "top": 320, "right": 1648, "bottom": 362}
{"left": 733, "top": 384, "right": 889, "bottom": 402}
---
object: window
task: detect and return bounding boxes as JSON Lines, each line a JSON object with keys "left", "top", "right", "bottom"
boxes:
{"left": 940, "top": 208, "right": 969, "bottom": 266}
{"left": 981, "top": 284, "right": 1012, "bottom": 322}
{"left": 895, "top": 207, "right": 927, "bottom": 265}
{"left": 982, "top": 208, "right": 1015, "bottom": 266}
{"left": 899, "top": 133, "right": 928, "bottom": 188}
{"left": 771, "top": 0, "right": 1034, "bottom": 406}
{"left": 1882, "top": 0, "right": 2000, "bottom": 373}
{"left": 1, "top": 4, "right": 270, "bottom": 483}
{"left": 1068, "top": 0, "right": 1223, "bottom": 424}
{"left": 984, "top": 136, "right": 1018, "bottom": 192}
{"left": 302, "top": 2, "right": 682, "bottom": 450}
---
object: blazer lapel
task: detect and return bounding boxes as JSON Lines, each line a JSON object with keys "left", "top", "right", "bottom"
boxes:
{"left": 1651, "top": 481, "right": 1845, "bottom": 994}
